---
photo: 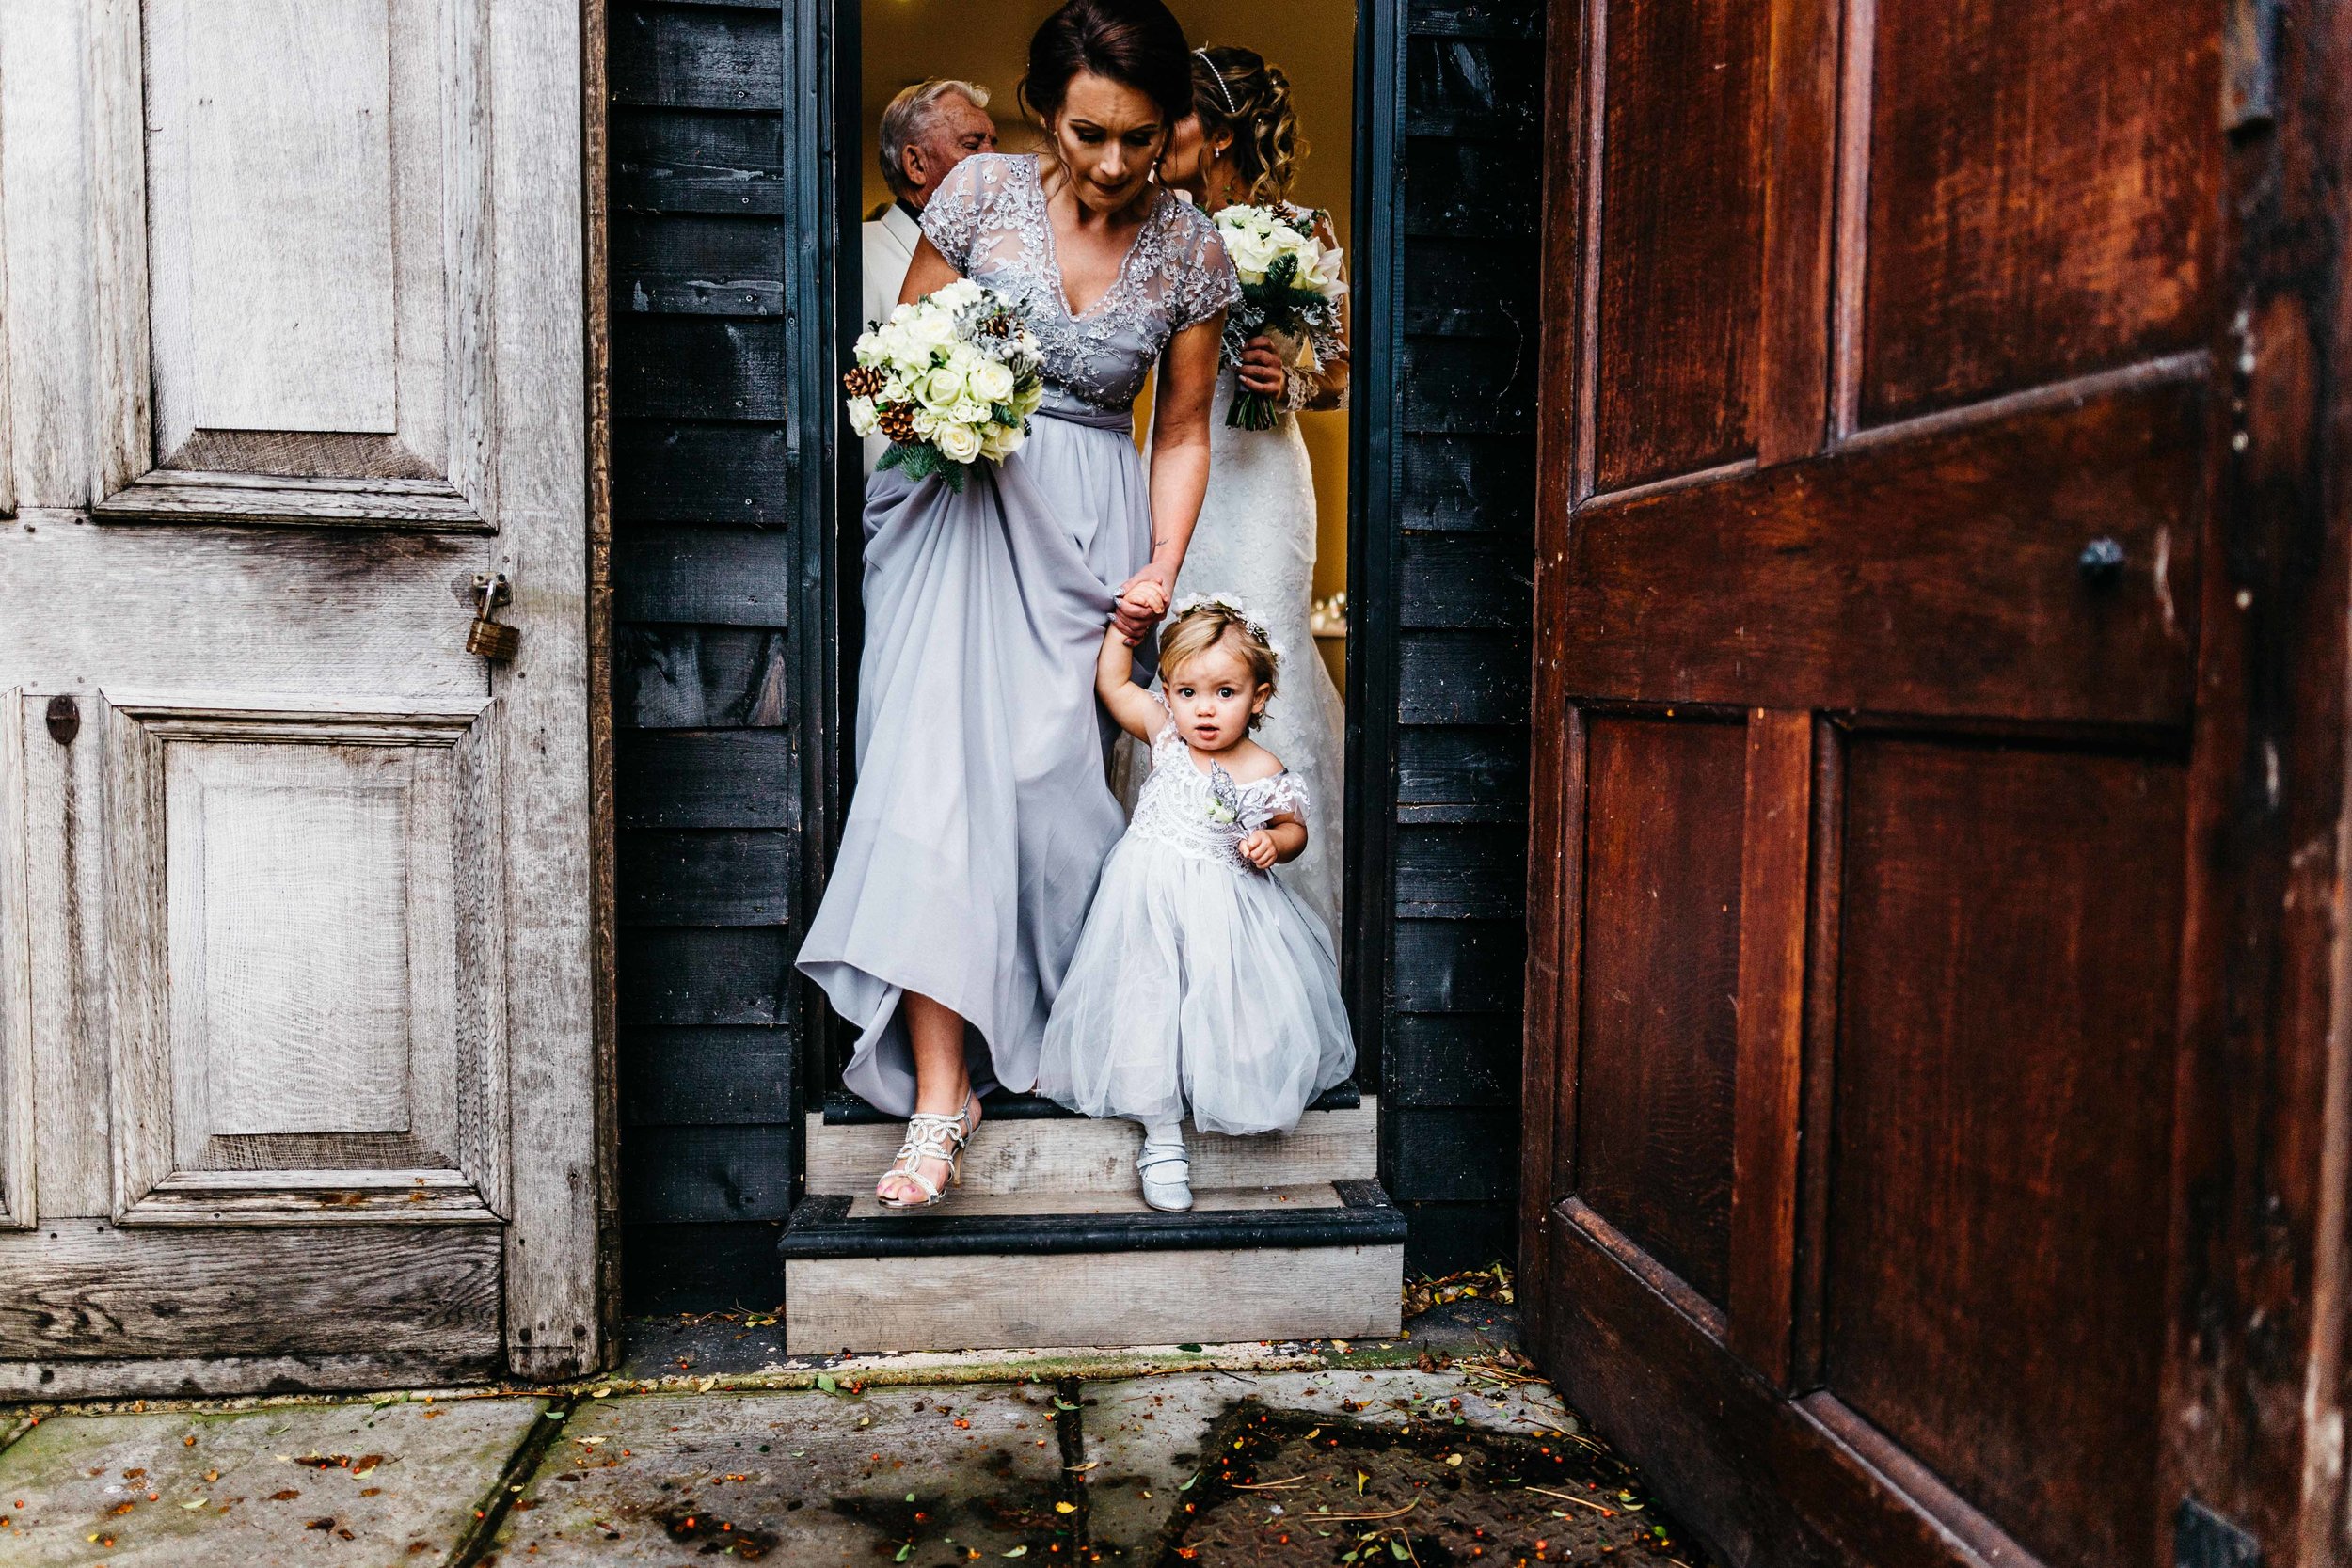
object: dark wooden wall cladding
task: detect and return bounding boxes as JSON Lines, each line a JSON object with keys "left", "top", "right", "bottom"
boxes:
{"left": 610, "top": 0, "right": 808, "bottom": 1314}
{"left": 1355, "top": 0, "right": 1545, "bottom": 1273}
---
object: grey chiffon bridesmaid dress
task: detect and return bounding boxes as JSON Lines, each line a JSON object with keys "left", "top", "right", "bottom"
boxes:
{"left": 796, "top": 153, "right": 1240, "bottom": 1116}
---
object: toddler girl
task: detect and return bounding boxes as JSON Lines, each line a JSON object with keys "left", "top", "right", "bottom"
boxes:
{"left": 1035, "top": 595, "right": 1355, "bottom": 1211}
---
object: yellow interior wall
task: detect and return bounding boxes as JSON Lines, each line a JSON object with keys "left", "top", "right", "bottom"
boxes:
{"left": 858, "top": 0, "right": 1355, "bottom": 683}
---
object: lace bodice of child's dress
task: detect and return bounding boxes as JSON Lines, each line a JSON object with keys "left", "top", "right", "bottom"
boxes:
{"left": 1126, "top": 720, "right": 1311, "bottom": 873}
{"left": 921, "top": 154, "right": 1242, "bottom": 412}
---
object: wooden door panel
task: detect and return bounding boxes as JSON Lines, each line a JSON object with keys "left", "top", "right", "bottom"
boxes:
{"left": 1592, "top": 0, "right": 1771, "bottom": 490}
{"left": 1573, "top": 715, "right": 1745, "bottom": 1308}
{"left": 0, "top": 1224, "right": 502, "bottom": 1390}
{"left": 1822, "top": 736, "right": 2182, "bottom": 1568}
{"left": 91, "top": 0, "right": 494, "bottom": 527}
{"left": 1527, "top": 0, "right": 2243, "bottom": 1560}
{"left": 100, "top": 697, "right": 507, "bottom": 1227}
{"left": 1558, "top": 375, "right": 2203, "bottom": 725}
{"left": 1859, "top": 0, "right": 2218, "bottom": 423}
{"left": 0, "top": 0, "right": 596, "bottom": 1389}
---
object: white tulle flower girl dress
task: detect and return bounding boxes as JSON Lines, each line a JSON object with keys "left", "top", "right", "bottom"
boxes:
{"left": 1036, "top": 602, "right": 1355, "bottom": 1209}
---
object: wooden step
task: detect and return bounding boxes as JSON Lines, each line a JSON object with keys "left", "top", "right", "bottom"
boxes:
{"left": 803, "top": 1094, "right": 1380, "bottom": 1197}
{"left": 818, "top": 1083, "right": 1361, "bottom": 1123}
{"left": 777, "top": 1179, "right": 1406, "bottom": 1355}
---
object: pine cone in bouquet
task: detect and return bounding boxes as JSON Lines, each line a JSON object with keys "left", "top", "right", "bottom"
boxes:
{"left": 844, "top": 278, "right": 1046, "bottom": 492}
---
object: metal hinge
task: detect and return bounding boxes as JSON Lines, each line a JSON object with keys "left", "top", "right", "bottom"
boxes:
{"left": 2176, "top": 1498, "right": 2261, "bottom": 1568}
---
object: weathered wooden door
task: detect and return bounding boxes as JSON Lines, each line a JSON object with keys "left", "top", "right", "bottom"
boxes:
{"left": 1524, "top": 0, "right": 2347, "bottom": 1563}
{"left": 0, "top": 0, "right": 601, "bottom": 1394}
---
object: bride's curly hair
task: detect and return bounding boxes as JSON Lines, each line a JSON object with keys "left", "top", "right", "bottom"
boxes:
{"left": 1190, "top": 45, "right": 1305, "bottom": 207}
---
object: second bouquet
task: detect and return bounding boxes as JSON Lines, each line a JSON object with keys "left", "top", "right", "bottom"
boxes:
{"left": 1213, "top": 203, "right": 1347, "bottom": 431}
{"left": 845, "top": 279, "right": 1047, "bottom": 491}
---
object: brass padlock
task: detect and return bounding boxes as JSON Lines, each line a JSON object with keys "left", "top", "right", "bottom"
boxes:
{"left": 467, "top": 572, "right": 520, "bottom": 661}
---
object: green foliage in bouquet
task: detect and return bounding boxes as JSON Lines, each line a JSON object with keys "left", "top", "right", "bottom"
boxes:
{"left": 877, "top": 438, "right": 965, "bottom": 493}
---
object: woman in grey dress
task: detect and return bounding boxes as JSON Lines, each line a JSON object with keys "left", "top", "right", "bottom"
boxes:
{"left": 796, "top": 0, "right": 1239, "bottom": 1208}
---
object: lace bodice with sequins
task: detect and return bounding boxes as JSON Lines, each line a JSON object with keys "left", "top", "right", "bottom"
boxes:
{"left": 921, "top": 154, "right": 1242, "bottom": 411}
{"left": 1125, "top": 718, "right": 1310, "bottom": 873}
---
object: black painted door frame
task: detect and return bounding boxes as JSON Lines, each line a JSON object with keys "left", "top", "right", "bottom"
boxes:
{"left": 612, "top": 0, "right": 1536, "bottom": 1300}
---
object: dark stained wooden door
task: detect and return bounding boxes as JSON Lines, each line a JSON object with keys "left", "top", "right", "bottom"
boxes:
{"left": 1520, "top": 1, "right": 2348, "bottom": 1563}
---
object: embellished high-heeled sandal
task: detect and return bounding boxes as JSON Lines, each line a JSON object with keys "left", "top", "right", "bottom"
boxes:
{"left": 875, "top": 1094, "right": 978, "bottom": 1211}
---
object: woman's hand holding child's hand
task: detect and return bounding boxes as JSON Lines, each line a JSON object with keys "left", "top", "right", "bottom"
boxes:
{"left": 1111, "top": 575, "right": 1171, "bottom": 644}
{"left": 1237, "top": 829, "right": 1280, "bottom": 870}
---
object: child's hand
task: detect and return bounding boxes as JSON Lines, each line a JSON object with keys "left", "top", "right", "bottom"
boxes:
{"left": 1111, "top": 567, "right": 1172, "bottom": 645}
{"left": 1237, "top": 830, "right": 1279, "bottom": 870}
{"left": 1119, "top": 578, "right": 1170, "bottom": 620}
{"left": 1110, "top": 578, "right": 1169, "bottom": 646}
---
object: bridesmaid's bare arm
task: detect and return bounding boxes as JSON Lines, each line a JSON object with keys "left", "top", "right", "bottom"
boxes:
{"left": 1118, "top": 312, "right": 1225, "bottom": 634}
{"left": 898, "top": 236, "right": 962, "bottom": 308}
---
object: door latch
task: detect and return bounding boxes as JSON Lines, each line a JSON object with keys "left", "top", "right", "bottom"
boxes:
{"left": 467, "top": 572, "right": 519, "bottom": 662}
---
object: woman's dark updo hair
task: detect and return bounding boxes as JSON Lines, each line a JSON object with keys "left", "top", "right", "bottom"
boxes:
{"left": 1190, "top": 45, "right": 1304, "bottom": 206}
{"left": 1020, "top": 0, "right": 1196, "bottom": 130}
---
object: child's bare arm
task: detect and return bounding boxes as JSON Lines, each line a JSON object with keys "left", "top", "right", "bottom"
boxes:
{"left": 1096, "top": 624, "right": 1167, "bottom": 743}
{"left": 1237, "top": 813, "right": 1309, "bottom": 870}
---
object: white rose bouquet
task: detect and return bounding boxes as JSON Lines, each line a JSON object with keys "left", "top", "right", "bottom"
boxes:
{"left": 1211, "top": 203, "right": 1348, "bottom": 431}
{"left": 844, "top": 279, "right": 1046, "bottom": 491}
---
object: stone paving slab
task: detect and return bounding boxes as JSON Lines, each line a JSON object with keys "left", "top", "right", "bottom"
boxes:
{"left": 488, "top": 1383, "right": 1073, "bottom": 1564}
{"left": 0, "top": 1394, "right": 544, "bottom": 1567}
{"left": 1077, "top": 1367, "right": 1578, "bottom": 1559}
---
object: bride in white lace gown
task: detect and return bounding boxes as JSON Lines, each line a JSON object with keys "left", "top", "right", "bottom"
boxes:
{"left": 1144, "top": 44, "right": 1349, "bottom": 940}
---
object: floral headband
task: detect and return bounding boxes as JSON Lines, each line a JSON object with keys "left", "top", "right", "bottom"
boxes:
{"left": 1171, "top": 591, "right": 1288, "bottom": 668}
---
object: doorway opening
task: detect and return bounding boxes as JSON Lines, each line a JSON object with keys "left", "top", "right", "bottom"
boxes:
{"left": 769, "top": 0, "right": 1405, "bottom": 1352}
{"left": 831, "top": 0, "right": 1365, "bottom": 1097}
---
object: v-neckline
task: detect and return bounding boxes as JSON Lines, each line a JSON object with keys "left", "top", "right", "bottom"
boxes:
{"left": 1031, "top": 158, "right": 1154, "bottom": 323}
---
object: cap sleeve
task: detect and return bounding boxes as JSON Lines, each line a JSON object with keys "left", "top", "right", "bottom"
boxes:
{"left": 1167, "top": 206, "right": 1243, "bottom": 330}
{"left": 1256, "top": 771, "right": 1310, "bottom": 826}
{"left": 919, "top": 155, "right": 995, "bottom": 273}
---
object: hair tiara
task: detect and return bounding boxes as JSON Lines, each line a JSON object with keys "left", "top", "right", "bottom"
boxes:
{"left": 1195, "top": 48, "right": 1241, "bottom": 117}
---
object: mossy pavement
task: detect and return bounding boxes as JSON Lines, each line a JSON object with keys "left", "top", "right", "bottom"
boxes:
{"left": 0, "top": 1307, "right": 1707, "bottom": 1567}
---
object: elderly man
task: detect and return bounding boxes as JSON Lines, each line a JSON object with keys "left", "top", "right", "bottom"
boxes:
{"left": 863, "top": 79, "right": 997, "bottom": 473}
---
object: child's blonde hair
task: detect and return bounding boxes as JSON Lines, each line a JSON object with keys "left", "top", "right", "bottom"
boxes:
{"left": 1157, "top": 600, "right": 1279, "bottom": 731}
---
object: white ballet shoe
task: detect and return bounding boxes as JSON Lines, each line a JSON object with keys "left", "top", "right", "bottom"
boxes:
{"left": 1136, "top": 1124, "right": 1192, "bottom": 1212}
